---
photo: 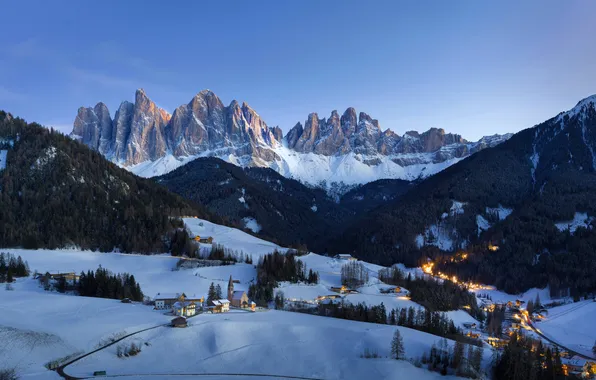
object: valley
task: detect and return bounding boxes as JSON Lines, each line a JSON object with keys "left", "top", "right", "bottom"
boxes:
{"left": 2, "top": 217, "right": 594, "bottom": 379}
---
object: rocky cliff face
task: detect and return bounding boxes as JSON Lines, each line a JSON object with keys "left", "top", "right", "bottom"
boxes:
{"left": 72, "top": 89, "right": 281, "bottom": 167}
{"left": 71, "top": 89, "right": 511, "bottom": 191}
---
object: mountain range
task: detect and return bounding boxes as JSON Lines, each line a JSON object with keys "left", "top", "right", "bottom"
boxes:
{"left": 71, "top": 89, "right": 511, "bottom": 194}
{"left": 3, "top": 93, "right": 596, "bottom": 296}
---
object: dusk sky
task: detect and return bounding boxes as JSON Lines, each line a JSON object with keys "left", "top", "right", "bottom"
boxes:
{"left": 1, "top": 0, "right": 596, "bottom": 140}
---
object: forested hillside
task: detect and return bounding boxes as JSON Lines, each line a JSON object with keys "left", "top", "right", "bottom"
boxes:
{"left": 333, "top": 96, "right": 596, "bottom": 296}
{"left": 156, "top": 157, "right": 354, "bottom": 249}
{"left": 0, "top": 111, "right": 211, "bottom": 253}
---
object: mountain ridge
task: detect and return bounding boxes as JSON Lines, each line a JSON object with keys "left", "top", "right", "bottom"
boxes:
{"left": 71, "top": 89, "right": 511, "bottom": 192}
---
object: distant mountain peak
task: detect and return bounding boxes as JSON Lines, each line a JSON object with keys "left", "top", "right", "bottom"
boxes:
{"left": 71, "top": 89, "right": 512, "bottom": 193}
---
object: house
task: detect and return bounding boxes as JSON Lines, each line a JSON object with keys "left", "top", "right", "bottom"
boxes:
{"left": 250, "top": 301, "right": 256, "bottom": 311}
{"left": 170, "top": 316, "right": 187, "bottom": 328}
{"left": 194, "top": 235, "right": 214, "bottom": 244}
{"left": 466, "top": 331, "right": 481, "bottom": 339}
{"left": 154, "top": 293, "right": 204, "bottom": 311}
{"left": 172, "top": 301, "right": 197, "bottom": 317}
{"left": 562, "top": 356, "right": 588, "bottom": 375}
{"left": 462, "top": 322, "right": 477, "bottom": 329}
{"left": 231, "top": 291, "right": 249, "bottom": 308}
{"left": 39, "top": 272, "right": 80, "bottom": 284}
{"left": 330, "top": 285, "right": 348, "bottom": 294}
{"left": 211, "top": 299, "right": 230, "bottom": 313}
{"left": 334, "top": 254, "right": 356, "bottom": 261}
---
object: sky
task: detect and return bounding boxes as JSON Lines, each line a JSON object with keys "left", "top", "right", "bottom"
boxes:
{"left": 1, "top": 1, "right": 596, "bottom": 141}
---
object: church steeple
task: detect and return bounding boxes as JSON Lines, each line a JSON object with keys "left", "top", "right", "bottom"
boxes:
{"left": 227, "top": 275, "right": 234, "bottom": 301}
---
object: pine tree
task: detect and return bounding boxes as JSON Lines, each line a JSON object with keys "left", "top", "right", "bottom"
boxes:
{"left": 215, "top": 284, "right": 222, "bottom": 299}
{"left": 452, "top": 341, "right": 465, "bottom": 371}
{"left": 207, "top": 282, "right": 216, "bottom": 302}
{"left": 390, "top": 329, "right": 405, "bottom": 360}
{"left": 471, "top": 346, "right": 483, "bottom": 375}
{"left": 389, "top": 309, "right": 397, "bottom": 325}
{"left": 534, "top": 294, "right": 541, "bottom": 310}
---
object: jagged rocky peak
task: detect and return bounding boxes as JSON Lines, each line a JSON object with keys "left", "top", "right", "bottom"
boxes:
{"left": 71, "top": 89, "right": 512, "bottom": 190}
{"left": 72, "top": 102, "right": 112, "bottom": 152}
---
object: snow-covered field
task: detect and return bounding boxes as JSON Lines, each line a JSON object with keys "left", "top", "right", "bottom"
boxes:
{"left": 537, "top": 300, "right": 596, "bottom": 357}
{"left": 65, "top": 311, "right": 469, "bottom": 380}
{"left": 0, "top": 217, "right": 491, "bottom": 379}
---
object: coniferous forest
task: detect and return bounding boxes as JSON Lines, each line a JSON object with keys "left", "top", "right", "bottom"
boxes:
{"left": 0, "top": 112, "right": 211, "bottom": 253}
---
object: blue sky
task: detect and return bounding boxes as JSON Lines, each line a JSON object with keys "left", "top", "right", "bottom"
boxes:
{"left": 1, "top": 1, "right": 595, "bottom": 140}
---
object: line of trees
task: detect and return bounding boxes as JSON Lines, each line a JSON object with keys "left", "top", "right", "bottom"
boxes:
{"left": 493, "top": 332, "right": 568, "bottom": 380}
{"left": 248, "top": 250, "right": 319, "bottom": 306}
{"left": 340, "top": 261, "right": 369, "bottom": 288}
{"left": 379, "top": 266, "right": 483, "bottom": 321}
{"left": 0, "top": 252, "right": 29, "bottom": 283}
{"left": 416, "top": 338, "right": 483, "bottom": 378}
{"left": 74, "top": 266, "right": 143, "bottom": 301}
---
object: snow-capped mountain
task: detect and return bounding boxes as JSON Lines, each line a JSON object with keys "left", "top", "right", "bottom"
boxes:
{"left": 71, "top": 89, "right": 511, "bottom": 192}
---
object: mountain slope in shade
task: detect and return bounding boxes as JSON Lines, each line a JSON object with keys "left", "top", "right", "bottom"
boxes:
{"left": 71, "top": 89, "right": 511, "bottom": 193}
{"left": 0, "top": 111, "right": 211, "bottom": 253}
{"left": 332, "top": 94, "right": 596, "bottom": 295}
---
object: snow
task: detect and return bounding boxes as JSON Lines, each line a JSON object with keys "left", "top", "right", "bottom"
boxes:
{"left": 450, "top": 201, "right": 466, "bottom": 215}
{"left": 0, "top": 213, "right": 507, "bottom": 379}
{"left": 271, "top": 146, "right": 465, "bottom": 193}
{"left": 311, "top": 204, "right": 318, "bottom": 212}
{"left": 554, "top": 212, "right": 594, "bottom": 234}
{"left": 64, "top": 310, "right": 468, "bottom": 380}
{"left": 126, "top": 147, "right": 466, "bottom": 196}
{"left": 242, "top": 217, "right": 262, "bottom": 233}
{"left": 476, "top": 215, "right": 491, "bottom": 235}
{"left": 419, "top": 224, "right": 455, "bottom": 251}
{"left": 0, "top": 149, "right": 7, "bottom": 170}
{"left": 0, "top": 247, "right": 483, "bottom": 379}
{"left": 538, "top": 300, "right": 596, "bottom": 358}
{"left": 485, "top": 205, "right": 513, "bottom": 221}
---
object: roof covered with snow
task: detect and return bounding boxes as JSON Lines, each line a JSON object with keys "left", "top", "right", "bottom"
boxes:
{"left": 154, "top": 292, "right": 184, "bottom": 300}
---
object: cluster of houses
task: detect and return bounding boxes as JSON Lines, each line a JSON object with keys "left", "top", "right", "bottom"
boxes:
{"left": 155, "top": 276, "right": 256, "bottom": 325}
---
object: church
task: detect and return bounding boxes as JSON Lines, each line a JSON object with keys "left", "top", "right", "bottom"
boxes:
{"left": 227, "top": 275, "right": 249, "bottom": 308}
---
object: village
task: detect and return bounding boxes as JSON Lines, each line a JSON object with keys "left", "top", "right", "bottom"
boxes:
{"left": 154, "top": 274, "right": 257, "bottom": 328}
{"left": 16, "top": 223, "right": 596, "bottom": 380}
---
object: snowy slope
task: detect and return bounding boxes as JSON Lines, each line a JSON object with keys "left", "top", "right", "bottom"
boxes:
{"left": 0, "top": 249, "right": 486, "bottom": 379}
{"left": 128, "top": 147, "right": 465, "bottom": 194}
{"left": 537, "top": 300, "right": 596, "bottom": 358}
{"left": 183, "top": 217, "right": 285, "bottom": 259}
{"left": 65, "top": 310, "right": 470, "bottom": 380}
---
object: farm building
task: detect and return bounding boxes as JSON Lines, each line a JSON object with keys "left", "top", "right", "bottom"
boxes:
{"left": 170, "top": 316, "right": 187, "bottom": 328}
{"left": 194, "top": 236, "right": 214, "bottom": 244}
{"left": 154, "top": 293, "right": 203, "bottom": 311}
{"left": 210, "top": 299, "right": 230, "bottom": 313}
{"left": 172, "top": 301, "right": 197, "bottom": 317}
